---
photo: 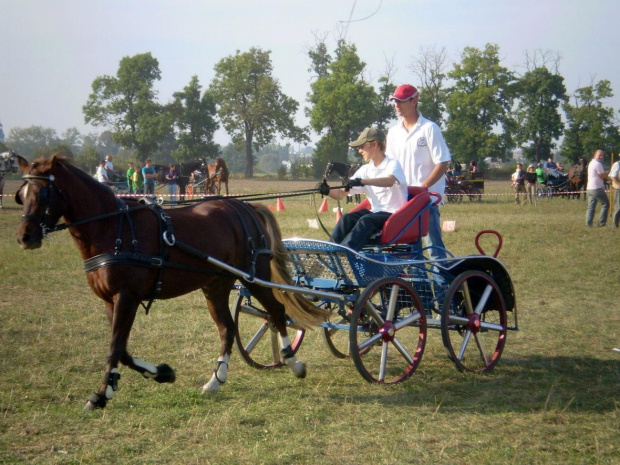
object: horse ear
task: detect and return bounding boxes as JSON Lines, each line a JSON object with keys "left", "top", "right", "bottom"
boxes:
{"left": 16, "top": 155, "right": 30, "bottom": 173}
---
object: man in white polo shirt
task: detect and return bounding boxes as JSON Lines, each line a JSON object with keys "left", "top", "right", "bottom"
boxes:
{"left": 321, "top": 127, "right": 408, "bottom": 251}
{"left": 385, "top": 84, "right": 452, "bottom": 262}
{"left": 585, "top": 149, "right": 609, "bottom": 227}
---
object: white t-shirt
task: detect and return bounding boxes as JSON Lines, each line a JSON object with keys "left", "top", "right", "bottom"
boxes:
{"left": 349, "top": 157, "right": 408, "bottom": 214}
{"left": 385, "top": 113, "right": 452, "bottom": 198}
{"left": 96, "top": 165, "right": 110, "bottom": 183}
{"left": 587, "top": 159, "right": 605, "bottom": 190}
{"left": 609, "top": 161, "right": 620, "bottom": 189}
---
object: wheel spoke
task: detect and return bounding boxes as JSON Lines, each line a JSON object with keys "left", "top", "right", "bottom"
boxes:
{"left": 474, "top": 284, "right": 494, "bottom": 315}
{"left": 391, "top": 337, "right": 415, "bottom": 365}
{"left": 244, "top": 322, "right": 270, "bottom": 354}
{"left": 364, "top": 301, "right": 385, "bottom": 325}
{"left": 379, "top": 341, "right": 389, "bottom": 382}
{"left": 385, "top": 284, "right": 400, "bottom": 321}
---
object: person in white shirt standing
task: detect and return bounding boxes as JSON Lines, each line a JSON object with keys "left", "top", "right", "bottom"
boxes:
{"left": 320, "top": 127, "right": 408, "bottom": 251}
{"left": 96, "top": 160, "right": 110, "bottom": 185}
{"left": 385, "top": 84, "right": 451, "bottom": 262}
{"left": 608, "top": 158, "right": 620, "bottom": 228}
{"left": 585, "top": 149, "right": 609, "bottom": 227}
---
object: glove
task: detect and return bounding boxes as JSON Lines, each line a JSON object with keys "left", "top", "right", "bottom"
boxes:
{"left": 318, "top": 181, "right": 331, "bottom": 196}
{"left": 345, "top": 178, "right": 363, "bottom": 191}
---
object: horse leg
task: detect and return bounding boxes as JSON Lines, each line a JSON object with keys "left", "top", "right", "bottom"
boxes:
{"left": 246, "top": 284, "right": 307, "bottom": 379}
{"left": 84, "top": 295, "right": 175, "bottom": 410}
{"left": 201, "top": 285, "right": 235, "bottom": 394}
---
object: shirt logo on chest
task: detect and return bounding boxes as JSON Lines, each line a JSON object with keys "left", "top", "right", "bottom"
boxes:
{"left": 417, "top": 137, "right": 427, "bottom": 147}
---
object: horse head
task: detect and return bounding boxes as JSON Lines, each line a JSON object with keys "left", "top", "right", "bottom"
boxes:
{"left": 15, "top": 154, "right": 69, "bottom": 249}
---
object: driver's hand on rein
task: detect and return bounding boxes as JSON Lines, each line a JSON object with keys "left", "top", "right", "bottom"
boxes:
{"left": 345, "top": 178, "right": 363, "bottom": 191}
{"left": 318, "top": 180, "right": 331, "bottom": 196}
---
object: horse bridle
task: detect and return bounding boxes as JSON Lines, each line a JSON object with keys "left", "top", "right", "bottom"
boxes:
{"left": 15, "top": 174, "right": 65, "bottom": 238}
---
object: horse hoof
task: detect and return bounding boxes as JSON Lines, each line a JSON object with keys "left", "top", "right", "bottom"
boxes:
{"left": 154, "top": 364, "right": 176, "bottom": 384}
{"left": 83, "top": 401, "right": 97, "bottom": 411}
{"left": 292, "top": 361, "right": 307, "bottom": 379}
{"left": 201, "top": 380, "right": 221, "bottom": 394}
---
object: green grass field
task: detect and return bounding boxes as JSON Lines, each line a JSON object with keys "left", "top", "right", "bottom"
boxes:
{"left": 0, "top": 179, "right": 618, "bottom": 464}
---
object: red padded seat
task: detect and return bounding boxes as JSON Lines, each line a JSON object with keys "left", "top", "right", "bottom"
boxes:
{"left": 349, "top": 186, "right": 433, "bottom": 245}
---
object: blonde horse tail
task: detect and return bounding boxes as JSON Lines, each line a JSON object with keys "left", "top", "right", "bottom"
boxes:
{"left": 252, "top": 204, "right": 328, "bottom": 329}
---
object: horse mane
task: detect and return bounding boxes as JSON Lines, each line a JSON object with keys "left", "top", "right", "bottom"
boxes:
{"left": 45, "top": 154, "right": 119, "bottom": 200}
{"left": 252, "top": 203, "right": 328, "bottom": 328}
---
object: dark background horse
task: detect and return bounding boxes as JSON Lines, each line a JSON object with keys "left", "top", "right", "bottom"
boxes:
{"left": 14, "top": 154, "right": 325, "bottom": 410}
{"left": 568, "top": 158, "right": 587, "bottom": 199}
{"left": 155, "top": 159, "right": 206, "bottom": 199}
{"left": 0, "top": 151, "right": 20, "bottom": 208}
{"left": 205, "top": 157, "right": 230, "bottom": 195}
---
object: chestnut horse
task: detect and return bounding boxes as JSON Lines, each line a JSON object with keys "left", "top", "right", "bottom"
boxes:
{"left": 206, "top": 157, "right": 229, "bottom": 195}
{"left": 568, "top": 158, "right": 587, "bottom": 199}
{"left": 14, "top": 154, "right": 326, "bottom": 410}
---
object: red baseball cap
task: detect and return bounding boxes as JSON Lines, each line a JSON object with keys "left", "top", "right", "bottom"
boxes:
{"left": 390, "top": 84, "right": 419, "bottom": 101}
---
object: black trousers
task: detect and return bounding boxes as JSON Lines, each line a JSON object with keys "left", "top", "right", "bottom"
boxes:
{"left": 330, "top": 209, "right": 392, "bottom": 251}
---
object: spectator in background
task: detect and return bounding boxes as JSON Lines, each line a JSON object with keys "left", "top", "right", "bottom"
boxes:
{"left": 585, "top": 149, "right": 609, "bottom": 227}
{"left": 609, "top": 158, "right": 620, "bottom": 228}
{"left": 104, "top": 155, "right": 116, "bottom": 181}
{"left": 166, "top": 163, "right": 178, "bottom": 205}
{"left": 126, "top": 163, "right": 135, "bottom": 195}
{"left": 556, "top": 162, "right": 565, "bottom": 172}
{"left": 141, "top": 159, "right": 157, "bottom": 195}
{"left": 511, "top": 163, "right": 526, "bottom": 205}
{"left": 469, "top": 160, "right": 478, "bottom": 174}
{"left": 536, "top": 162, "right": 546, "bottom": 186}
{"left": 132, "top": 167, "right": 143, "bottom": 195}
{"left": 96, "top": 160, "right": 110, "bottom": 185}
{"left": 544, "top": 157, "right": 557, "bottom": 171}
{"left": 523, "top": 164, "right": 537, "bottom": 206}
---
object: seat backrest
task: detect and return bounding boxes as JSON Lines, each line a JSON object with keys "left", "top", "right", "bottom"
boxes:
{"left": 349, "top": 186, "right": 431, "bottom": 245}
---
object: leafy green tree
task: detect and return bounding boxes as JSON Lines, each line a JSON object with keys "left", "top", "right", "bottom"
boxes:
{"left": 74, "top": 146, "right": 101, "bottom": 173}
{"left": 171, "top": 76, "right": 219, "bottom": 162}
{"left": 561, "top": 79, "right": 620, "bottom": 162}
{"left": 409, "top": 45, "right": 448, "bottom": 127}
{"left": 444, "top": 44, "right": 516, "bottom": 163}
{"left": 83, "top": 52, "right": 172, "bottom": 162}
{"left": 306, "top": 40, "right": 380, "bottom": 177}
{"left": 221, "top": 141, "right": 246, "bottom": 175}
{"left": 5, "top": 126, "right": 60, "bottom": 159}
{"left": 514, "top": 67, "right": 567, "bottom": 162}
{"left": 210, "top": 48, "right": 307, "bottom": 178}
{"left": 0, "top": 121, "right": 5, "bottom": 143}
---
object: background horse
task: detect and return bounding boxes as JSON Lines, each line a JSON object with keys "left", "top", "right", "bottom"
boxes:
{"left": 155, "top": 159, "right": 206, "bottom": 199}
{"left": 0, "top": 150, "right": 20, "bottom": 208}
{"left": 206, "top": 157, "right": 229, "bottom": 195}
{"left": 568, "top": 158, "right": 587, "bottom": 199}
{"left": 15, "top": 154, "right": 326, "bottom": 410}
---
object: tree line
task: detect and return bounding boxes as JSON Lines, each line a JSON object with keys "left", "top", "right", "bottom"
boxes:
{"left": 2, "top": 41, "right": 619, "bottom": 178}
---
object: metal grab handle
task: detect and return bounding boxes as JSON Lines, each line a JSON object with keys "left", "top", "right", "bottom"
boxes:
{"left": 475, "top": 230, "right": 503, "bottom": 258}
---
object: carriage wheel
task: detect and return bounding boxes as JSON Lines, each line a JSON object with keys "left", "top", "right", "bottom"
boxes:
{"left": 349, "top": 277, "right": 427, "bottom": 384}
{"left": 321, "top": 302, "right": 353, "bottom": 358}
{"left": 233, "top": 292, "right": 305, "bottom": 369}
{"left": 441, "top": 270, "right": 507, "bottom": 373}
{"left": 468, "top": 187, "right": 482, "bottom": 202}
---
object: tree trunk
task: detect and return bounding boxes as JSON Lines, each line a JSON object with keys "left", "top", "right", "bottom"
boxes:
{"left": 244, "top": 136, "right": 253, "bottom": 178}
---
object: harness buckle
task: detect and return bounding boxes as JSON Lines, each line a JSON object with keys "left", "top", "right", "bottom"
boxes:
{"left": 150, "top": 257, "right": 164, "bottom": 267}
{"left": 163, "top": 231, "right": 176, "bottom": 246}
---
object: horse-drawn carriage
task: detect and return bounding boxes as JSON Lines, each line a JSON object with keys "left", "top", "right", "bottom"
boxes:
{"left": 536, "top": 169, "right": 571, "bottom": 199}
{"left": 13, "top": 154, "right": 518, "bottom": 409}
{"left": 445, "top": 171, "right": 484, "bottom": 203}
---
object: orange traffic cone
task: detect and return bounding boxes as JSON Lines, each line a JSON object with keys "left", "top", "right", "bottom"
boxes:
{"left": 276, "top": 198, "right": 285, "bottom": 211}
{"left": 318, "top": 198, "right": 328, "bottom": 213}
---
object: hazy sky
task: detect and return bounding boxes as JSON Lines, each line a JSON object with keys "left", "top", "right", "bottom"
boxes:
{"left": 2, "top": 0, "right": 619, "bottom": 147}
